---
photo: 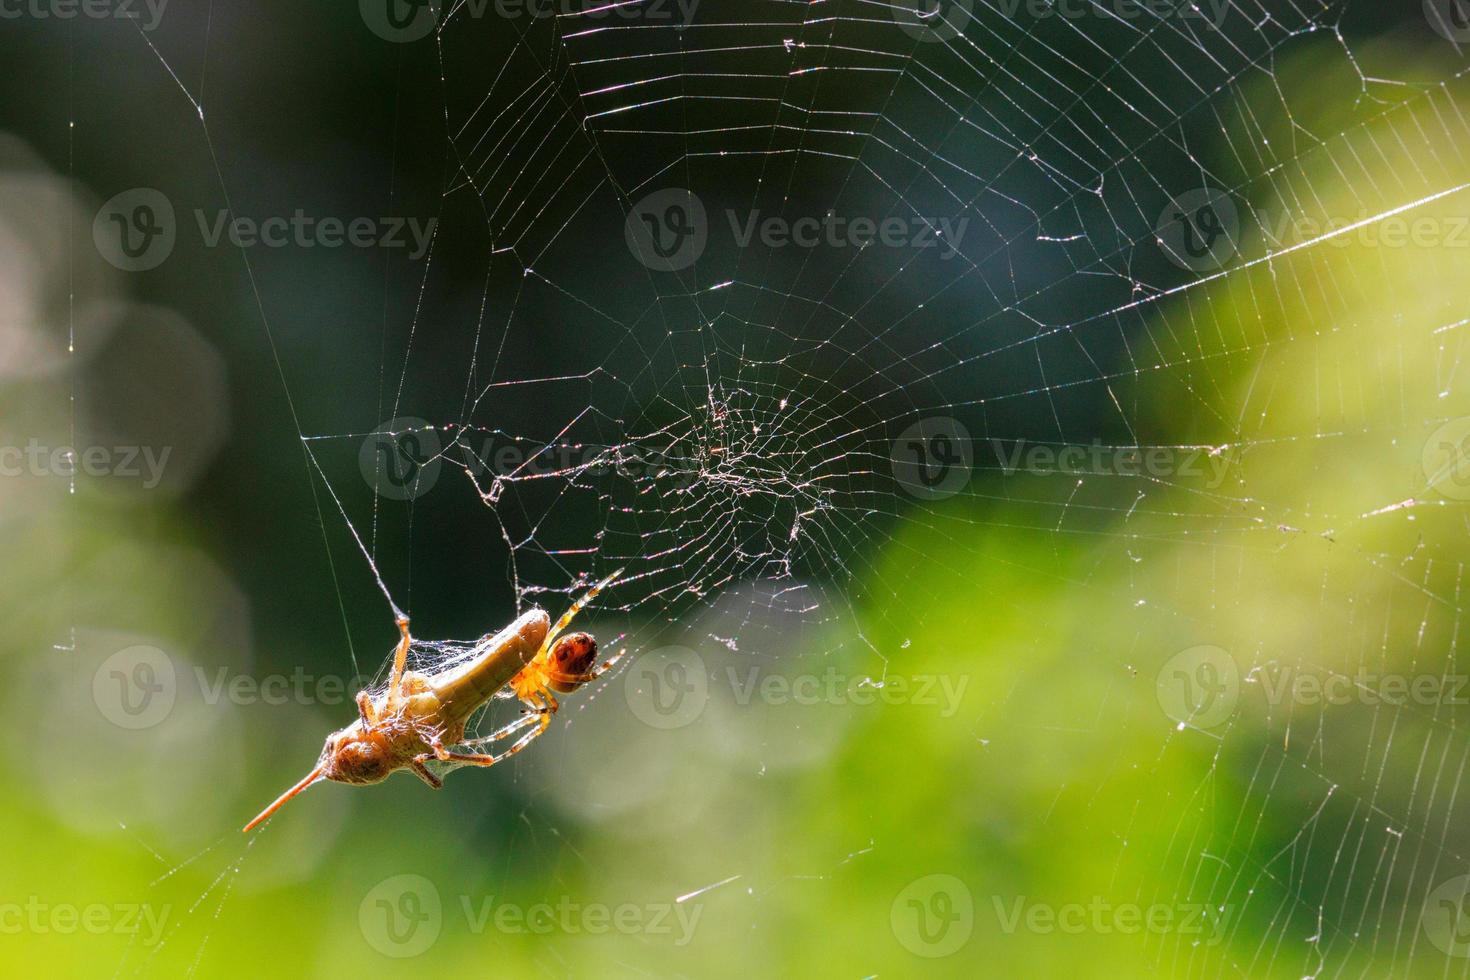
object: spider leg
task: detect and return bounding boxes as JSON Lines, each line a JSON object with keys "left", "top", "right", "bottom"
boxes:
{"left": 549, "top": 646, "right": 628, "bottom": 688}
{"left": 540, "top": 568, "right": 624, "bottom": 656}
{"left": 521, "top": 685, "right": 559, "bottom": 715}
{"left": 455, "top": 710, "right": 542, "bottom": 748}
{"left": 409, "top": 757, "right": 442, "bottom": 789}
{"left": 429, "top": 709, "right": 551, "bottom": 768}
{"left": 386, "top": 615, "right": 412, "bottom": 713}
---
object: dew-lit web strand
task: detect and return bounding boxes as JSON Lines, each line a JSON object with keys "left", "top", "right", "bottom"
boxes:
{"left": 546, "top": 1, "right": 1223, "bottom": 599}
{"left": 557, "top": 17, "right": 789, "bottom": 466}
{"left": 493, "top": 137, "right": 770, "bottom": 605}
{"left": 564, "top": 5, "right": 1146, "bottom": 652}
{"left": 104, "top": 14, "right": 331, "bottom": 977}
{"left": 558, "top": 15, "right": 926, "bottom": 633}
{"left": 552, "top": 4, "right": 1275, "bottom": 467}
{"left": 100, "top": 25, "right": 659, "bottom": 970}
{"left": 124, "top": 9, "right": 373, "bottom": 684}
{"left": 720, "top": 7, "right": 1458, "bottom": 975}
{"left": 558, "top": 7, "right": 1170, "bottom": 608}
{"left": 748, "top": 12, "right": 1292, "bottom": 383}
{"left": 796, "top": 114, "right": 1470, "bottom": 433}
{"left": 427, "top": 7, "right": 729, "bottom": 605}
{"left": 800, "top": 13, "right": 1371, "bottom": 375}
{"left": 511, "top": 7, "right": 1452, "bottom": 564}
{"left": 546, "top": 3, "right": 1464, "bottom": 614}
{"left": 401, "top": 16, "right": 570, "bottom": 605}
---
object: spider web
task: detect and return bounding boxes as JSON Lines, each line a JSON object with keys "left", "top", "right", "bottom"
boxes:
{"left": 86, "top": 0, "right": 1470, "bottom": 976}
{"left": 291, "top": 3, "right": 1470, "bottom": 974}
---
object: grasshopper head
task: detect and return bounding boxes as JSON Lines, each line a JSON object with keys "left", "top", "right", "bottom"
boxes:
{"left": 243, "top": 725, "right": 395, "bottom": 832}
{"left": 322, "top": 727, "right": 395, "bottom": 785}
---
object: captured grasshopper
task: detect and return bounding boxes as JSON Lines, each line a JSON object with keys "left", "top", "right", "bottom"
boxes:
{"left": 244, "top": 571, "right": 624, "bottom": 831}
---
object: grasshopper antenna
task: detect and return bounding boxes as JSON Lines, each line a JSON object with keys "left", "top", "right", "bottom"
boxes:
{"left": 243, "top": 764, "right": 324, "bottom": 832}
